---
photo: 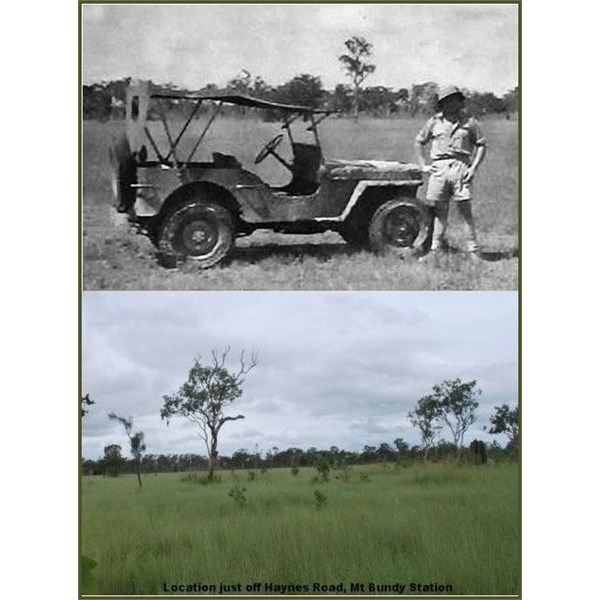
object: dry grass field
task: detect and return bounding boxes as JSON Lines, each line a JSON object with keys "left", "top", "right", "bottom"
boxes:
{"left": 82, "top": 116, "right": 518, "bottom": 290}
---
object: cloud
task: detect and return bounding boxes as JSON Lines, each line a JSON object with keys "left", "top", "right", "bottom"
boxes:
{"left": 82, "top": 291, "right": 518, "bottom": 458}
{"left": 349, "top": 418, "right": 397, "bottom": 436}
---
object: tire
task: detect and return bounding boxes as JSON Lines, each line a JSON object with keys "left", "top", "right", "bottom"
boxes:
{"left": 156, "top": 201, "right": 234, "bottom": 268}
{"left": 108, "top": 133, "right": 137, "bottom": 213}
{"left": 368, "top": 198, "right": 432, "bottom": 256}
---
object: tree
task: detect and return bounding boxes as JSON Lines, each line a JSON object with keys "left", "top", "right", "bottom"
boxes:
{"left": 329, "top": 84, "right": 353, "bottom": 114}
{"left": 361, "top": 445, "right": 377, "bottom": 463}
{"left": 160, "top": 347, "right": 258, "bottom": 481}
{"left": 488, "top": 404, "right": 519, "bottom": 452}
{"left": 103, "top": 444, "right": 124, "bottom": 477}
{"left": 81, "top": 393, "right": 95, "bottom": 417}
{"left": 276, "top": 74, "right": 323, "bottom": 109}
{"left": 409, "top": 82, "right": 438, "bottom": 116}
{"left": 433, "top": 378, "right": 481, "bottom": 459}
{"left": 251, "top": 75, "right": 273, "bottom": 100}
{"left": 226, "top": 69, "right": 252, "bottom": 94}
{"left": 361, "top": 86, "right": 396, "bottom": 117}
{"left": 464, "top": 91, "right": 505, "bottom": 117}
{"left": 397, "top": 88, "right": 410, "bottom": 102}
{"left": 82, "top": 84, "right": 112, "bottom": 120}
{"left": 376, "top": 442, "right": 395, "bottom": 461}
{"left": 408, "top": 394, "right": 442, "bottom": 461}
{"left": 108, "top": 413, "right": 146, "bottom": 488}
{"left": 393, "top": 437, "right": 410, "bottom": 456}
{"left": 503, "top": 86, "right": 519, "bottom": 116}
{"left": 338, "top": 36, "right": 376, "bottom": 116}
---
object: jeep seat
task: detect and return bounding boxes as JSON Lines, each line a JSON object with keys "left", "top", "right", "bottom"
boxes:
{"left": 212, "top": 152, "right": 241, "bottom": 168}
{"left": 282, "top": 143, "right": 322, "bottom": 195}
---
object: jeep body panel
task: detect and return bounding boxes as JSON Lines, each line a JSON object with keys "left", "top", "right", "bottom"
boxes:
{"left": 133, "top": 159, "right": 422, "bottom": 224}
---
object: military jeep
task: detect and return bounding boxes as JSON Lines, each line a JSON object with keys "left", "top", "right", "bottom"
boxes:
{"left": 109, "top": 82, "right": 431, "bottom": 268}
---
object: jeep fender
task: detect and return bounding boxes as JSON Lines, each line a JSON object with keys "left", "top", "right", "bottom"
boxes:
{"left": 314, "top": 180, "right": 422, "bottom": 223}
{"left": 158, "top": 181, "right": 242, "bottom": 224}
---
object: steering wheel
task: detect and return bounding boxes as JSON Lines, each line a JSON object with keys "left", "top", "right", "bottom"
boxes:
{"left": 254, "top": 134, "right": 284, "bottom": 164}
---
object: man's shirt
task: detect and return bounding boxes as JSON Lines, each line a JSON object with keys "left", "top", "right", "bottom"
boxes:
{"left": 416, "top": 112, "right": 486, "bottom": 161}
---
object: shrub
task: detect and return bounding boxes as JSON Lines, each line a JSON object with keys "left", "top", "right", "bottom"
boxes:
{"left": 81, "top": 556, "right": 98, "bottom": 595}
{"left": 291, "top": 466, "right": 300, "bottom": 476}
{"left": 315, "top": 455, "right": 331, "bottom": 482}
{"left": 313, "top": 489, "right": 327, "bottom": 510}
{"left": 228, "top": 484, "right": 248, "bottom": 508}
{"left": 247, "top": 470, "right": 257, "bottom": 482}
{"left": 337, "top": 466, "right": 352, "bottom": 482}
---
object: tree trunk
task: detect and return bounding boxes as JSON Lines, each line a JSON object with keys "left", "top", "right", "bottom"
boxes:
{"left": 136, "top": 462, "right": 142, "bottom": 488}
{"left": 351, "top": 82, "right": 360, "bottom": 119}
{"left": 208, "top": 437, "right": 218, "bottom": 481}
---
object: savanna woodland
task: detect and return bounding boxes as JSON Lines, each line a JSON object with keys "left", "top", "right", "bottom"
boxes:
{"left": 82, "top": 349, "right": 519, "bottom": 596}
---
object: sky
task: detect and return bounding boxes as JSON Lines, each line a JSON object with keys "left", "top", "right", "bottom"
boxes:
{"left": 81, "top": 291, "right": 518, "bottom": 459}
{"left": 82, "top": 3, "right": 519, "bottom": 96}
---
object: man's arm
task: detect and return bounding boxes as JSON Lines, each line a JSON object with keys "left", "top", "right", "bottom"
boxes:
{"left": 414, "top": 140, "right": 432, "bottom": 173}
{"left": 464, "top": 119, "right": 486, "bottom": 182}
{"left": 414, "top": 118, "right": 433, "bottom": 173}
{"left": 464, "top": 144, "right": 486, "bottom": 182}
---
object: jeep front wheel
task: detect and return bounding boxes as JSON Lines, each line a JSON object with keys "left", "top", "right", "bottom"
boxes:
{"left": 157, "top": 201, "right": 234, "bottom": 268}
{"left": 368, "top": 199, "right": 432, "bottom": 255}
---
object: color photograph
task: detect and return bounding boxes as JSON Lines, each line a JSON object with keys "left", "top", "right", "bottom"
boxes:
{"left": 81, "top": 291, "right": 519, "bottom": 595}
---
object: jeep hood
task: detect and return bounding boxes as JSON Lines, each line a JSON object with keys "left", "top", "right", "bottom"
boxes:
{"left": 325, "top": 159, "right": 423, "bottom": 182}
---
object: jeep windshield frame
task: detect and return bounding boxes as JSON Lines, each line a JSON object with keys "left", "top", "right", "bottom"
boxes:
{"left": 138, "top": 90, "right": 334, "bottom": 167}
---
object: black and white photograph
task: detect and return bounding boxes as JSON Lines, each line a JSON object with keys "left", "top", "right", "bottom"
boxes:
{"left": 82, "top": 3, "right": 519, "bottom": 291}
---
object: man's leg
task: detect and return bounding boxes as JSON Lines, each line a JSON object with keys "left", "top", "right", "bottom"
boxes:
{"left": 425, "top": 162, "right": 450, "bottom": 252}
{"left": 455, "top": 200, "right": 478, "bottom": 252}
{"left": 431, "top": 200, "right": 450, "bottom": 251}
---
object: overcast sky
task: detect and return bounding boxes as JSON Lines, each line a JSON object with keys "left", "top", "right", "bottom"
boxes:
{"left": 82, "top": 3, "right": 518, "bottom": 95}
{"left": 82, "top": 291, "right": 518, "bottom": 459}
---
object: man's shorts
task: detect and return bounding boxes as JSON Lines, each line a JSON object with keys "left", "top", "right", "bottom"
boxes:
{"left": 425, "top": 158, "right": 472, "bottom": 203}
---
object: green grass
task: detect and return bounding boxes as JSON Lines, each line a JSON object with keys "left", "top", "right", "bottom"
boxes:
{"left": 82, "top": 116, "right": 518, "bottom": 290}
{"left": 81, "top": 462, "right": 519, "bottom": 595}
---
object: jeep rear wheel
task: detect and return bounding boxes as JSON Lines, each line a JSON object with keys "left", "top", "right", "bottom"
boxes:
{"left": 368, "top": 199, "right": 432, "bottom": 255}
{"left": 157, "top": 201, "right": 234, "bottom": 268}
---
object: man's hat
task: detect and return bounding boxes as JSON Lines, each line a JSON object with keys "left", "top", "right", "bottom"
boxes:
{"left": 438, "top": 85, "right": 465, "bottom": 104}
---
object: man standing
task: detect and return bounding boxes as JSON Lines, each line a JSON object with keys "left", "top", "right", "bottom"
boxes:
{"left": 415, "top": 86, "right": 487, "bottom": 259}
